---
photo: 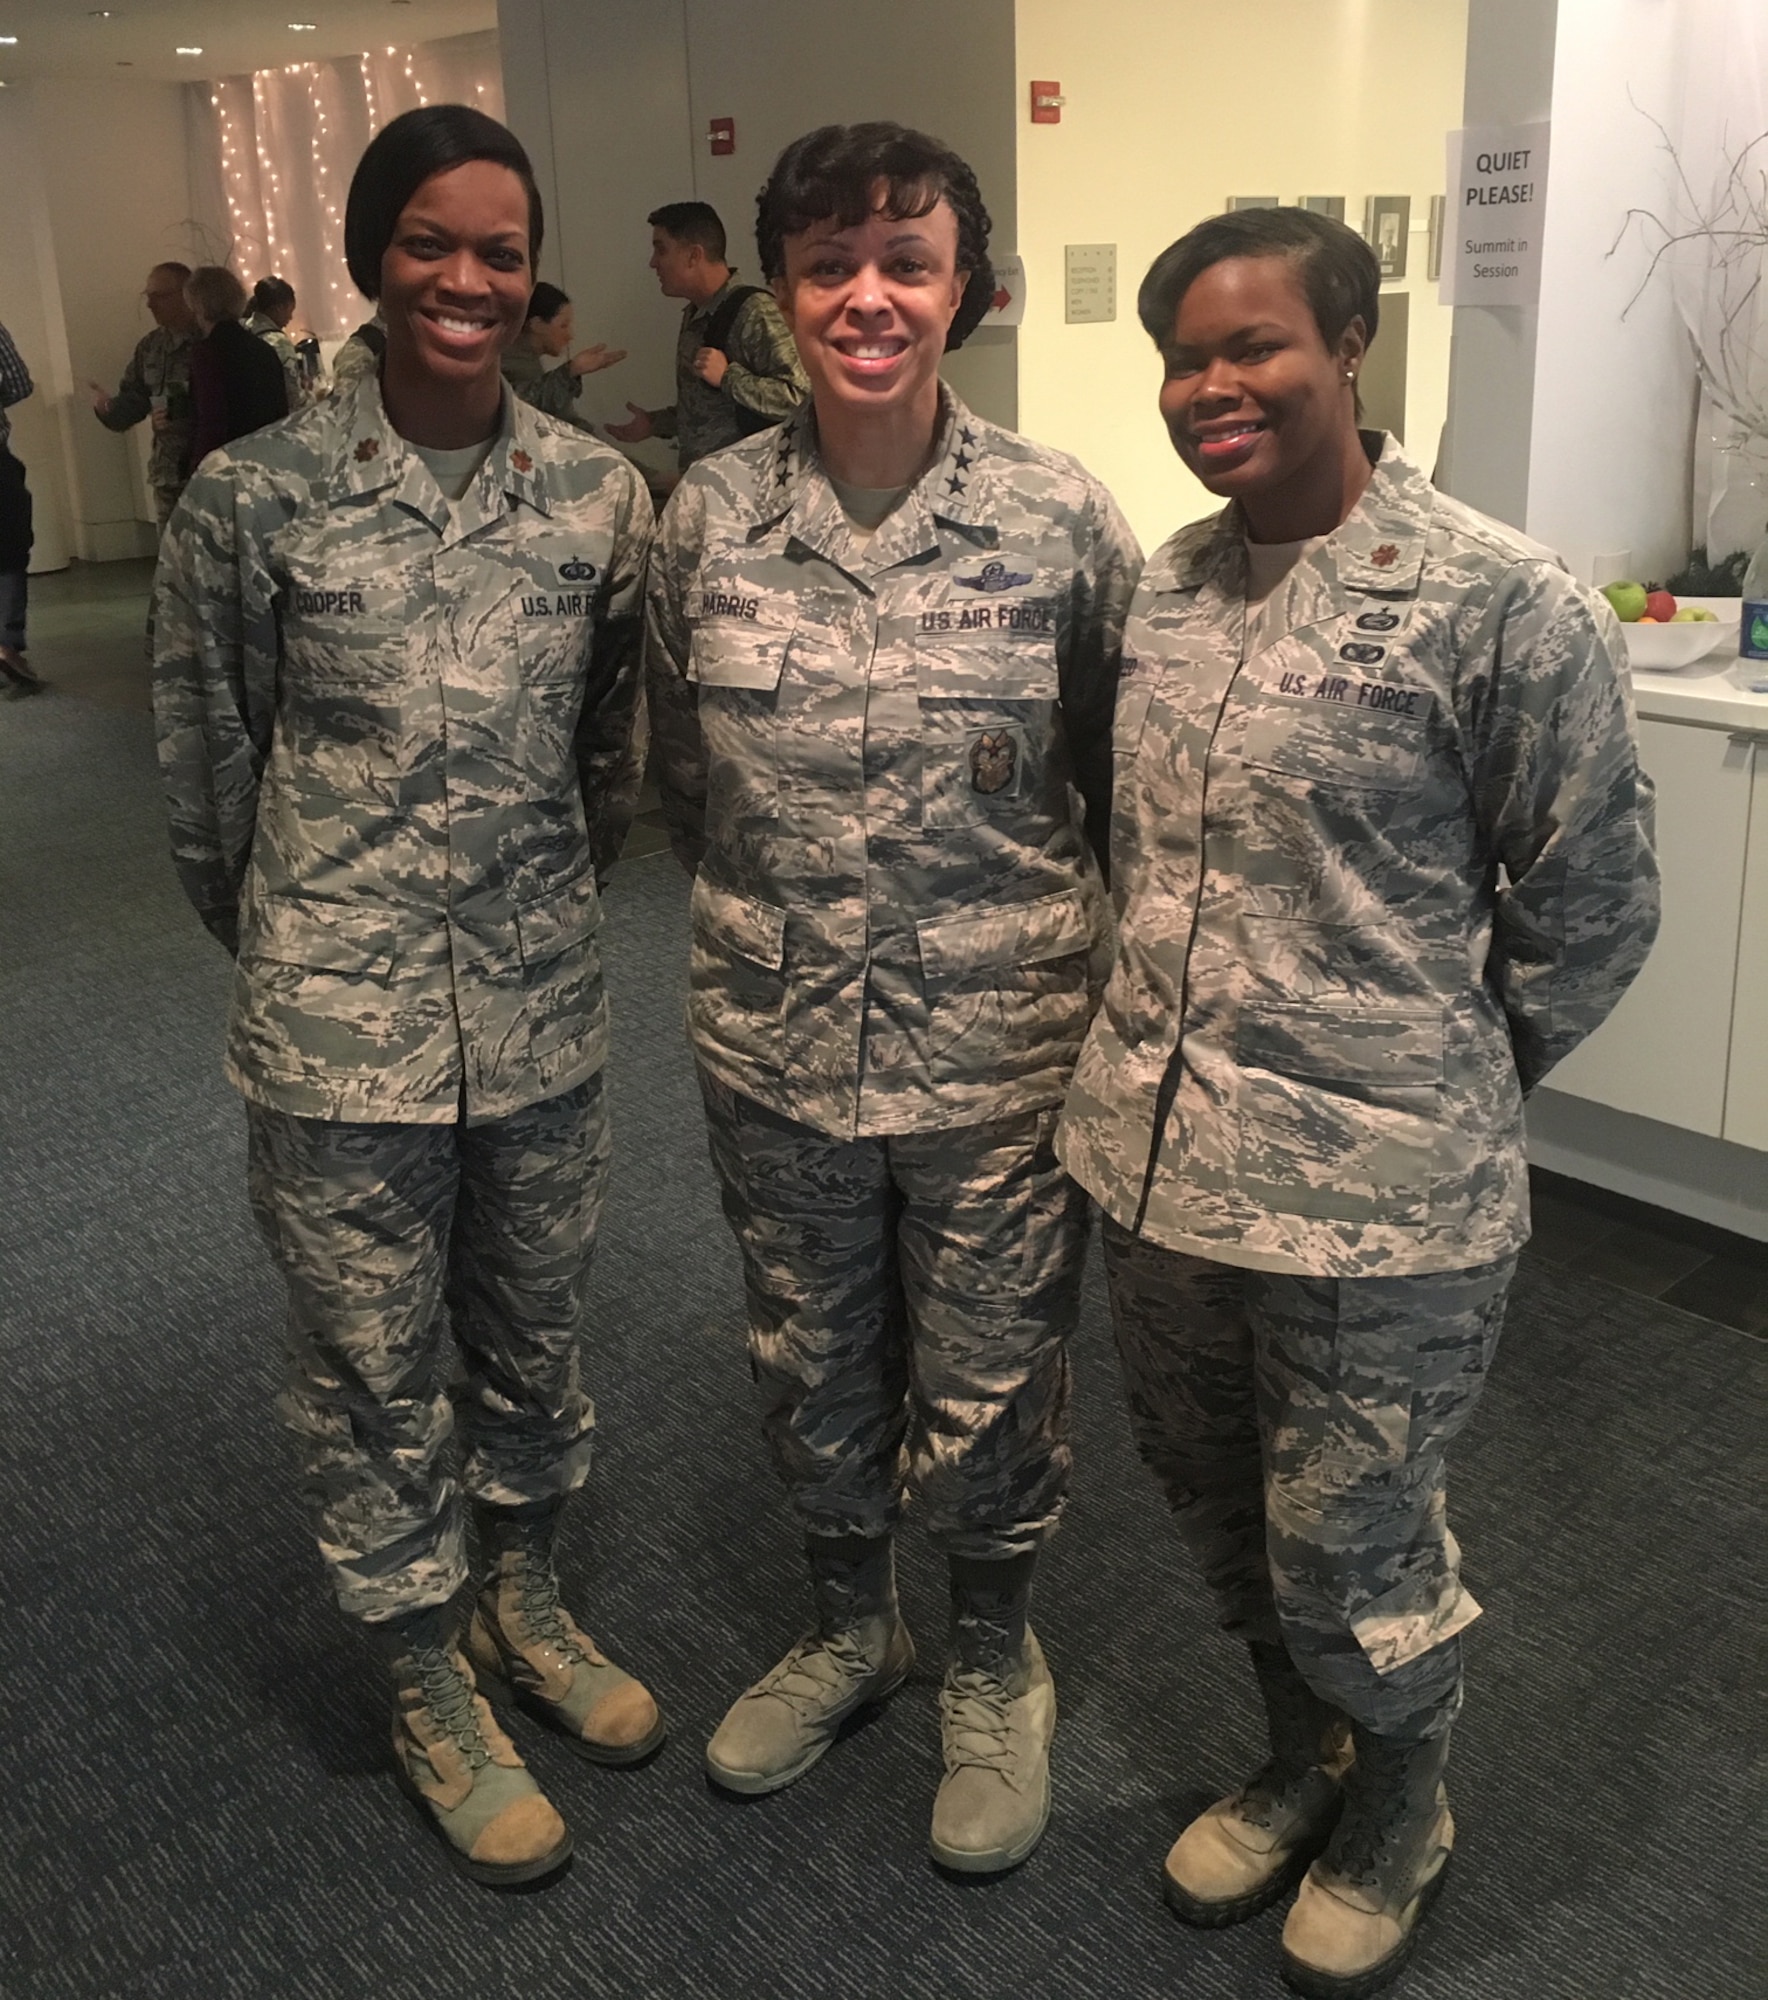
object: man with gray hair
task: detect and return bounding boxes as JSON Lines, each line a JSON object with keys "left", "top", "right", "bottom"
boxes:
{"left": 88, "top": 261, "right": 197, "bottom": 531}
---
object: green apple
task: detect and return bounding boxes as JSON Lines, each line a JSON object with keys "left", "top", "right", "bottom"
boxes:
{"left": 1602, "top": 581, "right": 1648, "bottom": 622}
{"left": 1671, "top": 606, "right": 1717, "bottom": 622}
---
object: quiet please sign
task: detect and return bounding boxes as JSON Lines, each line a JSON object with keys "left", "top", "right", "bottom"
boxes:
{"left": 1440, "top": 121, "right": 1551, "bottom": 307}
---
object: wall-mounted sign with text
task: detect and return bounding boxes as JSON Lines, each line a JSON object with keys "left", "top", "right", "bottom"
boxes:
{"left": 985, "top": 255, "right": 1026, "bottom": 328}
{"left": 1440, "top": 121, "right": 1550, "bottom": 307}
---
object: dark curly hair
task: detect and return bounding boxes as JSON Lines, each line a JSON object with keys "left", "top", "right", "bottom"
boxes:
{"left": 755, "top": 121, "right": 994, "bottom": 352}
{"left": 345, "top": 104, "right": 543, "bottom": 299}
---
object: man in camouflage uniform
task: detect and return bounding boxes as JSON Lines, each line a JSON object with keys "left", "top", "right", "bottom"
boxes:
{"left": 650, "top": 338, "right": 1139, "bottom": 1870}
{"left": 153, "top": 355, "right": 662, "bottom": 1882}
{"left": 606, "top": 201, "right": 808, "bottom": 476}
{"left": 1058, "top": 428, "right": 1658, "bottom": 1977}
{"left": 90, "top": 262, "right": 196, "bottom": 530}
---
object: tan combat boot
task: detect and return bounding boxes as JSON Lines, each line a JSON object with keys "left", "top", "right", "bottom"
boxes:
{"left": 707, "top": 1534, "right": 915, "bottom": 1795}
{"left": 929, "top": 1552, "right": 1056, "bottom": 1875}
{"left": 1164, "top": 1641, "right": 1351, "bottom": 1926}
{"left": 1281, "top": 1723, "right": 1455, "bottom": 1999}
{"left": 465, "top": 1503, "right": 666, "bottom": 1766}
{"left": 387, "top": 1634, "right": 572, "bottom": 1887}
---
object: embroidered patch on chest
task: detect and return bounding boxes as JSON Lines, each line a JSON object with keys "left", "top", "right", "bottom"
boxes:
{"left": 953, "top": 559, "right": 1034, "bottom": 594}
{"left": 970, "top": 730, "right": 1018, "bottom": 794}
{"left": 558, "top": 557, "right": 597, "bottom": 583}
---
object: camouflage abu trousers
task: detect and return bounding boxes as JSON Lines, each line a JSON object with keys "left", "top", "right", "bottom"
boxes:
{"left": 245, "top": 1077, "right": 608, "bottom": 1623}
{"left": 1101, "top": 1215, "right": 1514, "bottom": 1736}
{"left": 699, "top": 1072, "right": 1089, "bottom": 1558}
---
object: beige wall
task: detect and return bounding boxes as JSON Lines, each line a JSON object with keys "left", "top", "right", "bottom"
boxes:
{"left": 1015, "top": 0, "right": 1468, "bottom": 552}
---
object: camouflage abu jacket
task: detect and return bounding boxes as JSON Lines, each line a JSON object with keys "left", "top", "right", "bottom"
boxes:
{"left": 650, "top": 276, "right": 810, "bottom": 469}
{"left": 152, "top": 374, "right": 651, "bottom": 1125}
{"left": 647, "top": 387, "right": 1142, "bottom": 1139}
{"left": 98, "top": 325, "right": 194, "bottom": 496}
{"left": 502, "top": 344, "right": 592, "bottom": 430}
{"left": 1057, "top": 434, "right": 1659, "bottom": 1276}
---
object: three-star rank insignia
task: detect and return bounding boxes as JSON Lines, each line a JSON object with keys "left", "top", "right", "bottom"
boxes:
{"left": 353, "top": 437, "right": 380, "bottom": 462}
{"left": 1370, "top": 543, "right": 1399, "bottom": 569}
{"left": 970, "top": 729, "right": 1017, "bottom": 795}
{"left": 511, "top": 449, "right": 533, "bottom": 473}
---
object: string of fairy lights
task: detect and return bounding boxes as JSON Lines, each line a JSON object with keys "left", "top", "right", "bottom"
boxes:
{"left": 210, "top": 46, "right": 498, "bottom": 340}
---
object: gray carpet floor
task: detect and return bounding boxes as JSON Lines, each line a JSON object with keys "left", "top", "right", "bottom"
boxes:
{"left": 1, "top": 678, "right": 1763, "bottom": 2000}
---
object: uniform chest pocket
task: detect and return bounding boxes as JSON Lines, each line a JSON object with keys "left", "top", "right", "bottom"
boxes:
{"left": 914, "top": 593, "right": 1061, "bottom": 703}
{"left": 279, "top": 569, "right": 409, "bottom": 688}
{"left": 688, "top": 607, "right": 796, "bottom": 691}
{"left": 689, "top": 613, "right": 797, "bottom": 837}
{"left": 1241, "top": 699, "right": 1425, "bottom": 793}
{"left": 514, "top": 591, "right": 595, "bottom": 684}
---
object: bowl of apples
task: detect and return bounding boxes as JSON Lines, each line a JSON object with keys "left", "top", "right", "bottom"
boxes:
{"left": 1602, "top": 583, "right": 1732, "bottom": 670}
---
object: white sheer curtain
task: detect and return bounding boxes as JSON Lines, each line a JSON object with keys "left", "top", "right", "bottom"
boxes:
{"left": 191, "top": 30, "right": 504, "bottom": 346}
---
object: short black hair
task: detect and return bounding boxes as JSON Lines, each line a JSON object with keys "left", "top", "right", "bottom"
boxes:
{"left": 755, "top": 122, "right": 992, "bottom": 351}
{"left": 251, "top": 275, "right": 295, "bottom": 316}
{"left": 647, "top": 201, "right": 727, "bottom": 264}
{"left": 1138, "top": 207, "right": 1380, "bottom": 356}
{"left": 527, "top": 281, "right": 570, "bottom": 324}
{"left": 345, "top": 104, "right": 543, "bottom": 299}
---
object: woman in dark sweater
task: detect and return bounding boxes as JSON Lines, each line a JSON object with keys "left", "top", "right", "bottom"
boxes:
{"left": 185, "top": 266, "right": 288, "bottom": 465}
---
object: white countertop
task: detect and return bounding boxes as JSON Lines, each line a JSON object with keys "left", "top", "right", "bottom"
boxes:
{"left": 1631, "top": 650, "right": 1768, "bottom": 733}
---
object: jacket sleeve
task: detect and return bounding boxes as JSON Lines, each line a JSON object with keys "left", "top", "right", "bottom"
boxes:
{"left": 1461, "top": 564, "right": 1661, "bottom": 1091}
{"left": 643, "top": 477, "right": 709, "bottom": 876}
{"left": 722, "top": 295, "right": 811, "bottom": 423}
{"left": 576, "top": 459, "right": 654, "bottom": 878}
{"left": 1060, "top": 481, "right": 1144, "bottom": 881}
{"left": 0, "top": 324, "right": 33, "bottom": 409}
{"left": 520, "top": 363, "right": 583, "bottom": 423}
{"left": 99, "top": 338, "right": 152, "bottom": 432}
{"left": 149, "top": 459, "right": 280, "bottom": 953}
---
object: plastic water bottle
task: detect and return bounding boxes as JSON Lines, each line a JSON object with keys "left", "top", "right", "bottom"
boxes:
{"left": 1743, "top": 535, "right": 1768, "bottom": 662}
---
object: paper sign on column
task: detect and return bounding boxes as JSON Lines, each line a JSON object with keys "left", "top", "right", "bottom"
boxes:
{"left": 985, "top": 254, "right": 1026, "bottom": 328}
{"left": 1440, "top": 122, "right": 1550, "bottom": 307}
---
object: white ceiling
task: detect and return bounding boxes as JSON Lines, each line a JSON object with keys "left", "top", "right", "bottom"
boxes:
{"left": 0, "top": 0, "right": 496, "bottom": 85}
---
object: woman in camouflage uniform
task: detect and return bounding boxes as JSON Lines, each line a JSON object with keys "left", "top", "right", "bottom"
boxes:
{"left": 648, "top": 122, "right": 1139, "bottom": 1875}
{"left": 501, "top": 281, "right": 626, "bottom": 430}
{"left": 1057, "top": 207, "right": 1659, "bottom": 1995}
{"left": 153, "top": 105, "right": 661, "bottom": 1889}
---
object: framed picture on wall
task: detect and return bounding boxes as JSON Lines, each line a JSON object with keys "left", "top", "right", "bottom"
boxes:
{"left": 1299, "top": 196, "right": 1346, "bottom": 221}
{"left": 1362, "top": 194, "right": 1411, "bottom": 281}
{"left": 1226, "top": 195, "right": 1280, "bottom": 211}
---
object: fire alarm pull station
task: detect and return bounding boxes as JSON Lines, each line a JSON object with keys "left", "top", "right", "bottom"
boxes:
{"left": 708, "top": 117, "right": 734, "bottom": 156}
{"left": 1030, "top": 82, "right": 1064, "bottom": 125}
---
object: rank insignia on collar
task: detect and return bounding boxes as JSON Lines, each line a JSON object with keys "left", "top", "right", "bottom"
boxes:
{"left": 954, "top": 559, "right": 1033, "bottom": 594}
{"left": 511, "top": 448, "right": 533, "bottom": 473}
{"left": 1371, "top": 543, "right": 1399, "bottom": 568}
{"left": 970, "top": 729, "right": 1017, "bottom": 795}
{"left": 354, "top": 437, "right": 380, "bottom": 462}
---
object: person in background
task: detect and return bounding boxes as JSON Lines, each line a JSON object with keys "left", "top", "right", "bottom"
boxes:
{"left": 186, "top": 266, "right": 290, "bottom": 467}
{"left": 605, "top": 199, "right": 808, "bottom": 481}
{"left": 88, "top": 261, "right": 196, "bottom": 532}
{"left": 0, "top": 319, "right": 41, "bottom": 696}
{"left": 648, "top": 123, "right": 1139, "bottom": 1876}
{"left": 502, "top": 282, "right": 625, "bottom": 429}
{"left": 245, "top": 276, "right": 310, "bottom": 411}
{"left": 1056, "top": 206, "right": 1660, "bottom": 1997}
{"left": 153, "top": 104, "right": 660, "bottom": 1890}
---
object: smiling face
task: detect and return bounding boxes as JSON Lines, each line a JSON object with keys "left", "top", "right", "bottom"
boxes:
{"left": 1159, "top": 253, "right": 1364, "bottom": 510}
{"left": 774, "top": 190, "right": 967, "bottom": 426}
{"left": 378, "top": 160, "right": 533, "bottom": 393}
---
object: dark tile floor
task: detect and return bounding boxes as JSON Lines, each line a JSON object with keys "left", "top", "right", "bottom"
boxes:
{"left": 1526, "top": 1167, "right": 1768, "bottom": 1337}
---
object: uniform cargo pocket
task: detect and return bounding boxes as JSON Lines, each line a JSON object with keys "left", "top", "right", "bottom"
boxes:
{"left": 515, "top": 872, "right": 603, "bottom": 964}
{"left": 1242, "top": 702, "right": 1424, "bottom": 792}
{"left": 517, "top": 874, "right": 604, "bottom": 1061}
{"left": 240, "top": 895, "right": 404, "bottom": 975}
{"left": 688, "top": 874, "right": 787, "bottom": 1071}
{"left": 1235, "top": 1005, "right": 1442, "bottom": 1224}
{"left": 916, "top": 888, "right": 1093, "bottom": 1078}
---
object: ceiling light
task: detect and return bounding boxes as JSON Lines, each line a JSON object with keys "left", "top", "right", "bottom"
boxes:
{"left": 175, "top": 47, "right": 203, "bottom": 57}
{"left": 0, "top": 36, "right": 18, "bottom": 45}
{"left": 289, "top": 21, "right": 318, "bottom": 29}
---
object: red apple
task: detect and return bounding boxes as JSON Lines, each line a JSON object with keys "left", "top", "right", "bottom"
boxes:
{"left": 1645, "top": 589, "right": 1676, "bottom": 622}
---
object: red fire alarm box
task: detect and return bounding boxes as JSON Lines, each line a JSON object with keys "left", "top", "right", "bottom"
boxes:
{"left": 1030, "top": 82, "right": 1063, "bottom": 125}
{"left": 708, "top": 117, "right": 735, "bottom": 156}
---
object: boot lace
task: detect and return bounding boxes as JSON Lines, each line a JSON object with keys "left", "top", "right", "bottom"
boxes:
{"left": 754, "top": 1631, "right": 876, "bottom": 1717}
{"left": 510, "top": 1552, "right": 604, "bottom": 1669}
{"left": 412, "top": 1646, "right": 492, "bottom": 1771}
{"left": 939, "top": 1667, "right": 1018, "bottom": 1777}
